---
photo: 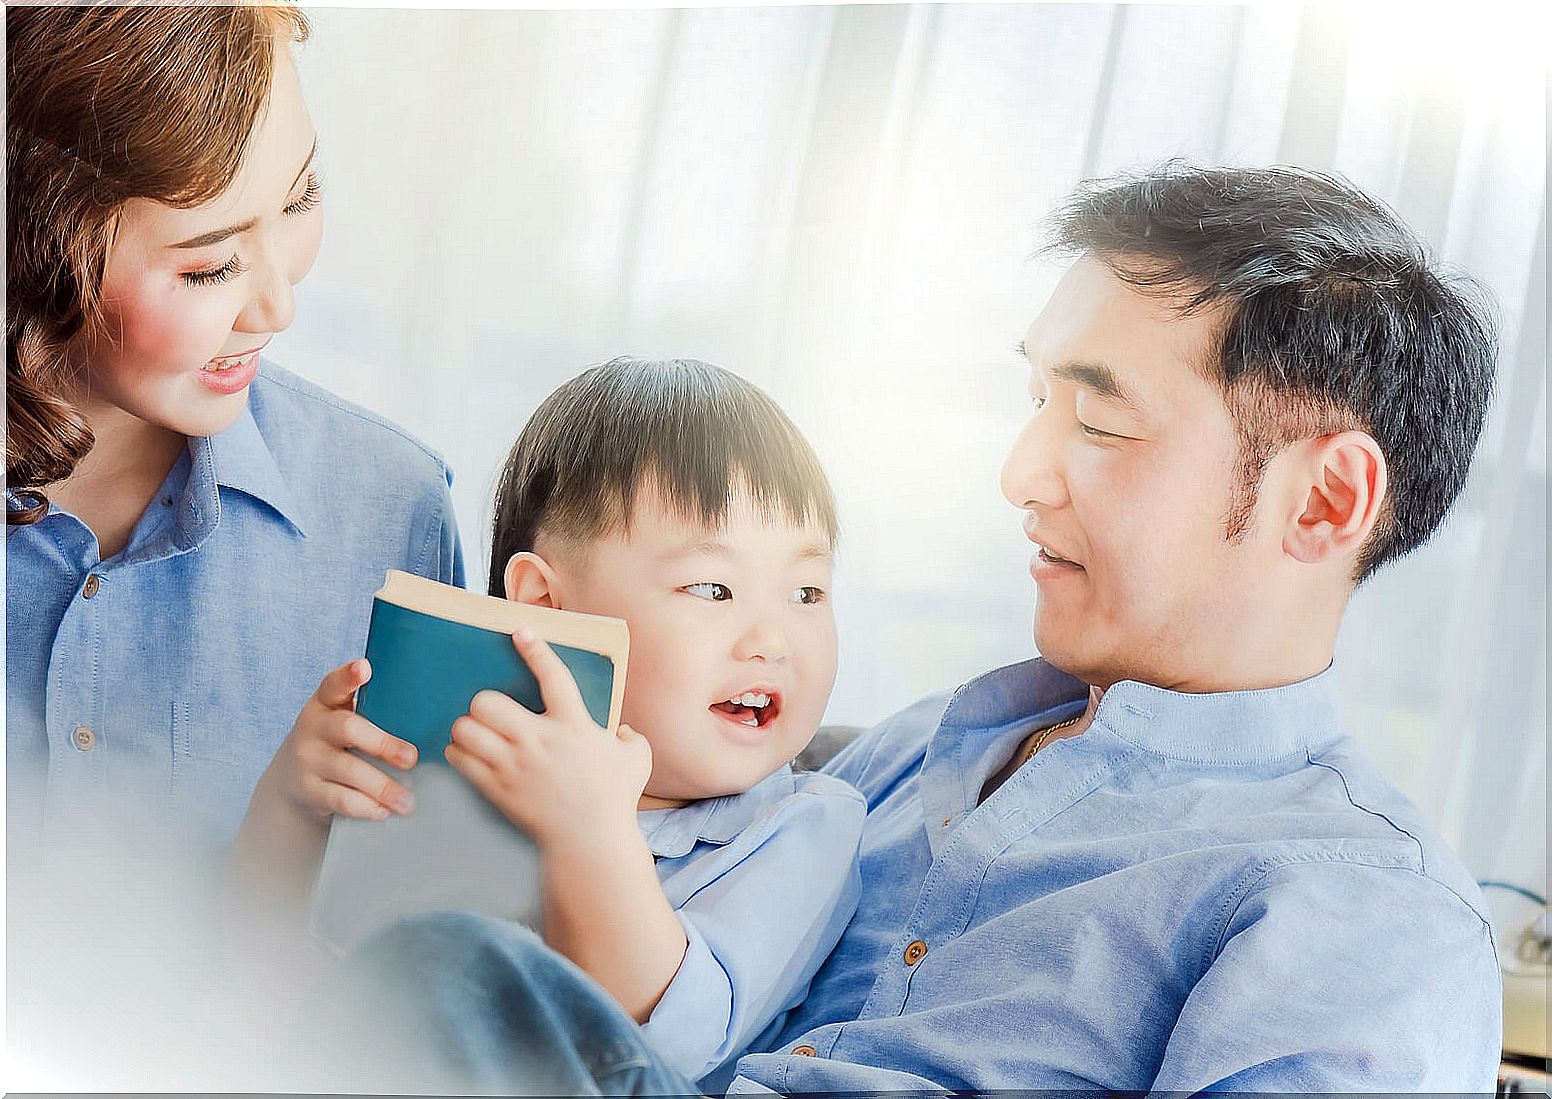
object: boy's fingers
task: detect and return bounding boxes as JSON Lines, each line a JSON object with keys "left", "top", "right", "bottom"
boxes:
{"left": 322, "top": 752, "right": 415, "bottom": 815}
{"left": 446, "top": 743, "right": 500, "bottom": 799}
{"left": 318, "top": 782, "right": 392, "bottom": 822}
{"left": 509, "top": 629, "right": 588, "bottom": 721}
{"left": 337, "top": 713, "right": 417, "bottom": 769}
{"left": 450, "top": 714, "right": 519, "bottom": 760}
{"left": 314, "top": 659, "right": 370, "bottom": 710}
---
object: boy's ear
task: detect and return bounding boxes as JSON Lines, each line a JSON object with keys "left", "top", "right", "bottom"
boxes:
{"left": 502, "top": 551, "right": 561, "bottom": 609}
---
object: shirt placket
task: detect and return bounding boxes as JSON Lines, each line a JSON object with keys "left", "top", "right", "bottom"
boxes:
{"left": 43, "top": 560, "right": 111, "bottom": 839}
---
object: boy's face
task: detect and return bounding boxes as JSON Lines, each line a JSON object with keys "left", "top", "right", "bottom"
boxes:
{"left": 538, "top": 482, "right": 838, "bottom": 804}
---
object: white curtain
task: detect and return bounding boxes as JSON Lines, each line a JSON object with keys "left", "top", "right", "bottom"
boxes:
{"left": 279, "top": 3, "right": 1546, "bottom": 892}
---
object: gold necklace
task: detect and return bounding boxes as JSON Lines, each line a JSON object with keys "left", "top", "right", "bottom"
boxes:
{"left": 1023, "top": 714, "right": 1081, "bottom": 765}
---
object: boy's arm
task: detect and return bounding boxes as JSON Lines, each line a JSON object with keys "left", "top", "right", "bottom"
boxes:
{"left": 540, "top": 823, "right": 689, "bottom": 1022}
{"left": 445, "top": 628, "right": 684, "bottom": 1020}
{"left": 638, "top": 777, "right": 866, "bottom": 1082}
{"left": 226, "top": 659, "right": 419, "bottom": 927}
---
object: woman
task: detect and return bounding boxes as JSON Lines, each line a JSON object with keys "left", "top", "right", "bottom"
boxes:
{"left": 5, "top": 5, "right": 464, "bottom": 878}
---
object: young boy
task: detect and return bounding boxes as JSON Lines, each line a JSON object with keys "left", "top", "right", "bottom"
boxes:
{"left": 233, "top": 357, "right": 865, "bottom": 1086}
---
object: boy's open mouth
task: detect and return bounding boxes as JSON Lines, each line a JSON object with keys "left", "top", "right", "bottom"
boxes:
{"left": 711, "top": 690, "right": 782, "bottom": 729}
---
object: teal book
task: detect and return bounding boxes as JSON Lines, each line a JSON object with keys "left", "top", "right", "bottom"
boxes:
{"left": 310, "top": 570, "right": 630, "bottom": 954}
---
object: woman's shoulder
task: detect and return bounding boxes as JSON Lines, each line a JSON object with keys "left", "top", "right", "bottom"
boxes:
{"left": 247, "top": 358, "right": 453, "bottom": 489}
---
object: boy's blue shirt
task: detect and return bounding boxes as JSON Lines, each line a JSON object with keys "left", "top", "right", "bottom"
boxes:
{"left": 6, "top": 359, "right": 465, "bottom": 870}
{"left": 636, "top": 763, "right": 865, "bottom": 1085}
{"left": 719, "top": 657, "right": 1502, "bottom": 1094}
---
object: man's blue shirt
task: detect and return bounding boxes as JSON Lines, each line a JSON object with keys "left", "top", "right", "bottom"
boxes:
{"left": 721, "top": 658, "right": 1501, "bottom": 1093}
{"left": 6, "top": 360, "right": 465, "bottom": 868}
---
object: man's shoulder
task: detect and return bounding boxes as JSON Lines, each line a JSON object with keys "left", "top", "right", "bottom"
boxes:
{"left": 1282, "top": 741, "right": 1491, "bottom": 924}
{"left": 249, "top": 359, "right": 454, "bottom": 493}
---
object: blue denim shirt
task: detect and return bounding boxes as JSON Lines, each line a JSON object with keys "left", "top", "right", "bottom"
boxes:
{"left": 719, "top": 658, "right": 1501, "bottom": 1094}
{"left": 6, "top": 361, "right": 464, "bottom": 869}
{"left": 640, "top": 765, "right": 865, "bottom": 1085}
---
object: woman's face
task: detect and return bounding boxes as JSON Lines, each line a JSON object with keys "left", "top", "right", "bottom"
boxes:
{"left": 77, "top": 43, "right": 323, "bottom": 438}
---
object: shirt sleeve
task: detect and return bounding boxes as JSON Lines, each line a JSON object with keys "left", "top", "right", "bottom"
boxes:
{"left": 411, "top": 460, "right": 466, "bottom": 588}
{"left": 640, "top": 781, "right": 866, "bottom": 1084}
{"left": 1151, "top": 860, "right": 1502, "bottom": 1092}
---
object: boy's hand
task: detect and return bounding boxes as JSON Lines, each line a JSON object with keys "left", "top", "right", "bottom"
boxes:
{"left": 256, "top": 659, "right": 419, "bottom": 823}
{"left": 446, "top": 628, "right": 651, "bottom": 849}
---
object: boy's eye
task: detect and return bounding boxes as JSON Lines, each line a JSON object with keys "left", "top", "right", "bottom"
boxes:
{"left": 1078, "top": 422, "right": 1115, "bottom": 439}
{"left": 789, "top": 586, "right": 826, "bottom": 605}
{"left": 683, "top": 582, "right": 732, "bottom": 602}
{"left": 182, "top": 255, "right": 247, "bottom": 287}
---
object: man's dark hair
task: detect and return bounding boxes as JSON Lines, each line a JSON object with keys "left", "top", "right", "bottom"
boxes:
{"left": 1045, "top": 161, "right": 1498, "bottom": 582}
{"left": 487, "top": 357, "right": 838, "bottom": 595}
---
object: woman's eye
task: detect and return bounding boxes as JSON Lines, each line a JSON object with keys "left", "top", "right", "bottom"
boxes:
{"left": 789, "top": 586, "right": 827, "bottom": 605}
{"left": 684, "top": 582, "right": 732, "bottom": 602}
{"left": 284, "top": 172, "right": 322, "bottom": 217}
{"left": 181, "top": 256, "right": 247, "bottom": 287}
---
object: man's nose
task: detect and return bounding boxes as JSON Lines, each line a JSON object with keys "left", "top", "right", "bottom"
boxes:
{"left": 1000, "top": 412, "right": 1068, "bottom": 510}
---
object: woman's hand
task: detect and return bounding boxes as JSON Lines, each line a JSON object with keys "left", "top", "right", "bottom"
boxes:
{"left": 258, "top": 658, "right": 420, "bottom": 823}
{"left": 445, "top": 628, "right": 651, "bottom": 850}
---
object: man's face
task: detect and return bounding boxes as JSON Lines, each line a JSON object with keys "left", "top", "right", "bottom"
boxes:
{"left": 1002, "top": 255, "right": 1274, "bottom": 690}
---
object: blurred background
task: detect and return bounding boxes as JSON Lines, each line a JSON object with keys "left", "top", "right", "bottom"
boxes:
{"left": 278, "top": 3, "right": 1545, "bottom": 901}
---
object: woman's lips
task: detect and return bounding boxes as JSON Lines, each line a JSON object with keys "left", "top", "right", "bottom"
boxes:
{"left": 197, "top": 350, "right": 261, "bottom": 395}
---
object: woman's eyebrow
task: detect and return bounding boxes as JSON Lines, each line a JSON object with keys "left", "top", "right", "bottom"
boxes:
{"left": 168, "top": 137, "right": 319, "bottom": 250}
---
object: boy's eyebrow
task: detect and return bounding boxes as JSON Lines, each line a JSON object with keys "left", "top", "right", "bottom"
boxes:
{"left": 659, "top": 537, "right": 834, "bottom": 563}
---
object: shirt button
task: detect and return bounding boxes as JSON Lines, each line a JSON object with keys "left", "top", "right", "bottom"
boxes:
{"left": 791, "top": 1045, "right": 817, "bottom": 1057}
{"left": 941, "top": 817, "right": 952, "bottom": 827}
{"left": 72, "top": 726, "right": 96, "bottom": 751}
{"left": 82, "top": 574, "right": 101, "bottom": 599}
{"left": 903, "top": 939, "right": 928, "bottom": 965}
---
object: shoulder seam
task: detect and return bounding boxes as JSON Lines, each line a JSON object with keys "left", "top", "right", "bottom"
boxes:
{"left": 257, "top": 367, "right": 449, "bottom": 472}
{"left": 1208, "top": 851, "right": 1495, "bottom": 970}
{"left": 1306, "top": 751, "right": 1428, "bottom": 873}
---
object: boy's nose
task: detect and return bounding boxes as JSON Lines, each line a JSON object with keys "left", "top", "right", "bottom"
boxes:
{"left": 732, "top": 617, "right": 789, "bottom": 663}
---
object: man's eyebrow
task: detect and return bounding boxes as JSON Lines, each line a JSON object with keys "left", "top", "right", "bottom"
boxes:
{"left": 168, "top": 137, "right": 319, "bottom": 250}
{"left": 1041, "top": 359, "right": 1145, "bottom": 414}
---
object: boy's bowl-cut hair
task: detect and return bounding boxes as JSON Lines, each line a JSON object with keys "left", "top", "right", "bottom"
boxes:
{"left": 487, "top": 357, "right": 838, "bottom": 596}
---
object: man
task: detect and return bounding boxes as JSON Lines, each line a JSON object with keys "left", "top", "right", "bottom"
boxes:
{"left": 319, "top": 163, "right": 1502, "bottom": 1093}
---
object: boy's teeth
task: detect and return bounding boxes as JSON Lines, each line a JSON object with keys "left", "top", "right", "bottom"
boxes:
{"left": 730, "top": 691, "right": 770, "bottom": 708}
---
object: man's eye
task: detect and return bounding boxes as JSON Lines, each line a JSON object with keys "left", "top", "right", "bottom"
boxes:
{"left": 684, "top": 582, "right": 732, "bottom": 601}
{"left": 789, "top": 586, "right": 827, "bottom": 606}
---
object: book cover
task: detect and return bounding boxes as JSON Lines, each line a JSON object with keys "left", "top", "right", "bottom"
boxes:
{"left": 309, "top": 570, "right": 629, "bottom": 954}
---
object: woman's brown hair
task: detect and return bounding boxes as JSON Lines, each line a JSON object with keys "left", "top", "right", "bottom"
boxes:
{"left": 5, "top": 3, "right": 310, "bottom": 524}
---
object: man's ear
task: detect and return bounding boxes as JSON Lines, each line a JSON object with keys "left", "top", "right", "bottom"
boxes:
{"left": 503, "top": 551, "right": 562, "bottom": 608}
{"left": 1283, "top": 431, "right": 1388, "bottom": 567}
